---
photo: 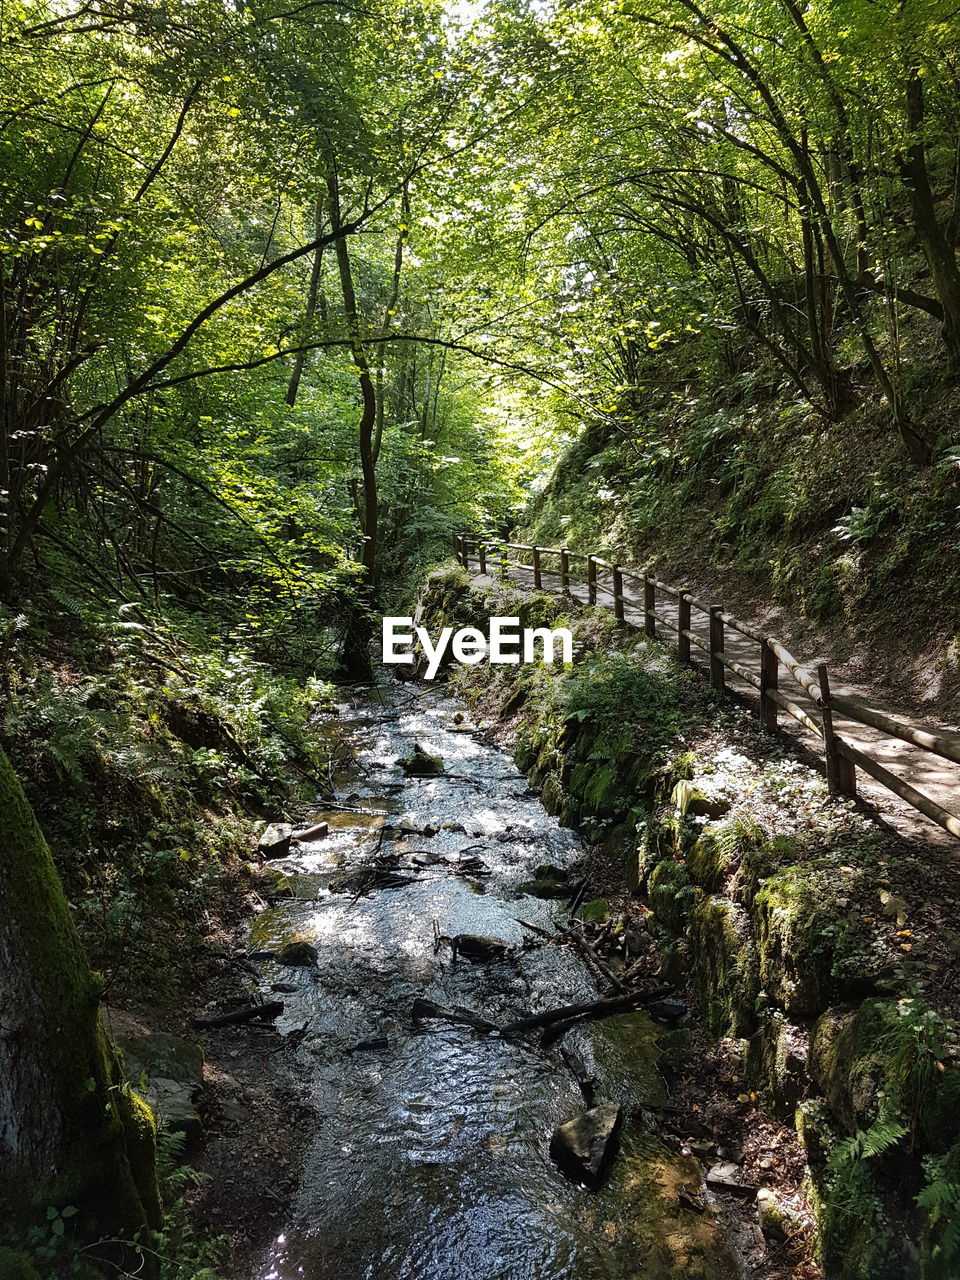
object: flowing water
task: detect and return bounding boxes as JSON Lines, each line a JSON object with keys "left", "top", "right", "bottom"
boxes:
{"left": 249, "top": 683, "right": 739, "bottom": 1280}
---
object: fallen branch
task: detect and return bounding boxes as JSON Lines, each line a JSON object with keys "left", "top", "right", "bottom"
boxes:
{"left": 193, "top": 1000, "right": 284, "bottom": 1029}
{"left": 562, "top": 925, "right": 627, "bottom": 994}
{"left": 410, "top": 997, "right": 500, "bottom": 1033}
{"left": 502, "top": 985, "right": 673, "bottom": 1035}
{"left": 560, "top": 1044, "right": 597, "bottom": 1105}
{"left": 517, "top": 918, "right": 555, "bottom": 940}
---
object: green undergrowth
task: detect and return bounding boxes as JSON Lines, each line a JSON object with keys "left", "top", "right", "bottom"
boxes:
{"left": 0, "top": 590, "right": 336, "bottom": 1003}
{"left": 420, "top": 566, "right": 960, "bottom": 1280}
{"left": 521, "top": 373, "right": 960, "bottom": 709}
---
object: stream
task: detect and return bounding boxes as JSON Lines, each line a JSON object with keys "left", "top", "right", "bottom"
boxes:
{"left": 247, "top": 682, "right": 740, "bottom": 1280}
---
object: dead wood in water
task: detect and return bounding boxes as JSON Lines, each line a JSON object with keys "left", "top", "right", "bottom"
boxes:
{"left": 560, "top": 1045, "right": 597, "bottom": 1105}
{"left": 502, "top": 986, "right": 673, "bottom": 1035}
{"left": 410, "top": 998, "right": 501, "bottom": 1032}
{"left": 409, "top": 986, "right": 674, "bottom": 1043}
{"left": 561, "top": 925, "right": 627, "bottom": 994}
{"left": 194, "top": 1000, "right": 284, "bottom": 1028}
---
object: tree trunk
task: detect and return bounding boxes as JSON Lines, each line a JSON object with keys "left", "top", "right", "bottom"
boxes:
{"left": 0, "top": 746, "right": 161, "bottom": 1272}
{"left": 900, "top": 65, "right": 960, "bottom": 376}
{"left": 327, "top": 161, "right": 378, "bottom": 680}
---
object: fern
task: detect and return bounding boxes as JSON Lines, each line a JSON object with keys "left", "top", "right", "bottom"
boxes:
{"left": 918, "top": 1152, "right": 960, "bottom": 1273}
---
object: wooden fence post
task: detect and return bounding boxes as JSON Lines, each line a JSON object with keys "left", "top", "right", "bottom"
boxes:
{"left": 500, "top": 543, "right": 507, "bottom": 579}
{"left": 709, "top": 606, "right": 725, "bottom": 689}
{"left": 560, "top": 548, "right": 570, "bottom": 594}
{"left": 587, "top": 555, "right": 597, "bottom": 605}
{"left": 478, "top": 541, "right": 486, "bottom": 575}
{"left": 678, "top": 591, "right": 691, "bottom": 664}
{"left": 817, "top": 663, "right": 856, "bottom": 797}
{"left": 532, "top": 546, "right": 542, "bottom": 589}
{"left": 613, "top": 565, "right": 624, "bottom": 621}
{"left": 454, "top": 534, "right": 462, "bottom": 566}
{"left": 644, "top": 576, "right": 656, "bottom": 638}
{"left": 760, "top": 639, "right": 779, "bottom": 732}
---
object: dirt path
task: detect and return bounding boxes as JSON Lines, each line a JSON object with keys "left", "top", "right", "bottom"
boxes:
{"left": 463, "top": 555, "right": 960, "bottom": 853}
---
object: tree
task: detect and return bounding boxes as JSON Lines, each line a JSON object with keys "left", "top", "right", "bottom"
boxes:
{"left": 0, "top": 744, "right": 162, "bottom": 1272}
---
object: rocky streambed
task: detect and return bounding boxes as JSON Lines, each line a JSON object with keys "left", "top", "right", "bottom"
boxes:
{"left": 235, "top": 682, "right": 739, "bottom": 1280}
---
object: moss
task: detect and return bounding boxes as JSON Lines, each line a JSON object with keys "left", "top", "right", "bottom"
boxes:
{"left": 582, "top": 760, "right": 621, "bottom": 817}
{"left": 400, "top": 744, "right": 445, "bottom": 776}
{"left": 686, "top": 828, "right": 731, "bottom": 891}
{"left": 810, "top": 1000, "right": 960, "bottom": 1154}
{"left": 809, "top": 1005, "right": 885, "bottom": 1134}
{"left": 637, "top": 808, "right": 680, "bottom": 887}
{"left": 753, "top": 868, "right": 838, "bottom": 1015}
{"left": 0, "top": 746, "right": 160, "bottom": 1266}
{"left": 539, "top": 772, "right": 564, "bottom": 814}
{"left": 119, "top": 1088, "right": 163, "bottom": 1230}
{"left": 689, "top": 895, "right": 759, "bottom": 1037}
{"left": 648, "top": 859, "right": 695, "bottom": 933}
{"left": 745, "top": 1011, "right": 809, "bottom": 1120}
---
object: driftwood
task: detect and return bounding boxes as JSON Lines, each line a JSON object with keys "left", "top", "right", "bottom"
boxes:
{"left": 517, "top": 919, "right": 554, "bottom": 940}
{"left": 502, "top": 986, "right": 673, "bottom": 1036}
{"left": 560, "top": 1045, "right": 597, "bottom": 1105}
{"left": 562, "top": 926, "right": 626, "bottom": 994}
{"left": 410, "top": 998, "right": 500, "bottom": 1033}
{"left": 194, "top": 1000, "right": 284, "bottom": 1029}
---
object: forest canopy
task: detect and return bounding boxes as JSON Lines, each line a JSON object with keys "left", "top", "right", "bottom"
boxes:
{"left": 3, "top": 0, "right": 959, "bottom": 669}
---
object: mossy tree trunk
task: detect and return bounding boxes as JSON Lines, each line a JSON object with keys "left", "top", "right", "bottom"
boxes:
{"left": 0, "top": 746, "right": 161, "bottom": 1271}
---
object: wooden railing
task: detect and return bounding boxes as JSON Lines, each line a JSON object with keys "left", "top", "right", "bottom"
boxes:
{"left": 453, "top": 533, "right": 960, "bottom": 841}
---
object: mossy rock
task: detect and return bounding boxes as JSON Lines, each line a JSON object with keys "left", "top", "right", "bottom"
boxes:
{"left": 660, "top": 938, "right": 690, "bottom": 988}
{"left": 753, "top": 853, "right": 893, "bottom": 1017}
{"left": 581, "top": 761, "right": 623, "bottom": 819}
{"left": 672, "top": 779, "right": 731, "bottom": 821}
{"left": 798, "top": 1098, "right": 908, "bottom": 1280}
{"left": 752, "top": 868, "right": 843, "bottom": 1016}
{"left": 687, "top": 828, "right": 734, "bottom": 892}
{"left": 756, "top": 1187, "right": 803, "bottom": 1242}
{"left": 745, "top": 1011, "right": 809, "bottom": 1120}
{"left": 276, "top": 940, "right": 319, "bottom": 966}
{"left": 636, "top": 807, "right": 680, "bottom": 888}
{"left": 810, "top": 1000, "right": 960, "bottom": 1154}
{"left": 728, "top": 835, "right": 782, "bottom": 905}
{"left": 260, "top": 866, "right": 295, "bottom": 898}
{"left": 516, "top": 876, "right": 571, "bottom": 899}
{"left": 648, "top": 859, "right": 695, "bottom": 933}
{"left": 401, "top": 744, "right": 445, "bottom": 776}
{"left": 540, "top": 773, "right": 564, "bottom": 815}
{"left": 809, "top": 1004, "right": 886, "bottom": 1135}
{"left": 689, "top": 896, "right": 759, "bottom": 1037}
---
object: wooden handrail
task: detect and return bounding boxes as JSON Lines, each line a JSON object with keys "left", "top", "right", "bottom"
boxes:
{"left": 454, "top": 532, "right": 960, "bottom": 839}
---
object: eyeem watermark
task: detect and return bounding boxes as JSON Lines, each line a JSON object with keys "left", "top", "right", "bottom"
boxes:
{"left": 383, "top": 616, "right": 573, "bottom": 680}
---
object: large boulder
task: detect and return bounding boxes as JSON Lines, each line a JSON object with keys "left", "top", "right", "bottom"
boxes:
{"left": 549, "top": 1100, "right": 623, "bottom": 1187}
{"left": 118, "top": 1032, "right": 204, "bottom": 1145}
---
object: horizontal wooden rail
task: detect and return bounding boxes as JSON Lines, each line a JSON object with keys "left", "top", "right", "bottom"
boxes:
{"left": 649, "top": 609, "right": 680, "bottom": 634}
{"left": 766, "top": 689, "right": 823, "bottom": 738}
{"left": 454, "top": 531, "right": 960, "bottom": 840}
{"left": 837, "top": 738, "right": 960, "bottom": 840}
{"left": 831, "top": 695, "right": 960, "bottom": 768}
{"left": 719, "top": 653, "right": 762, "bottom": 692}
